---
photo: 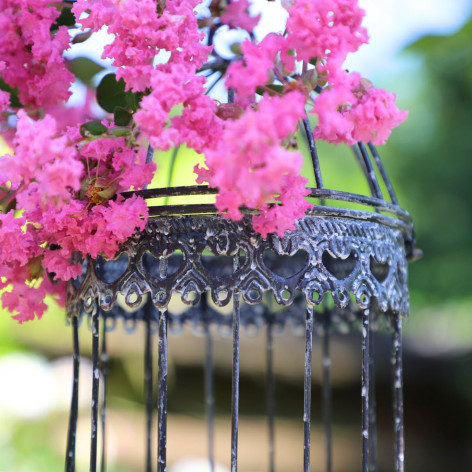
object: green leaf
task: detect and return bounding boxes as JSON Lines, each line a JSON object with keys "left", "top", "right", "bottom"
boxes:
{"left": 0, "top": 78, "right": 22, "bottom": 108}
{"left": 51, "top": 7, "right": 76, "bottom": 32}
{"left": 97, "top": 73, "right": 141, "bottom": 114}
{"left": 114, "top": 107, "right": 132, "bottom": 126}
{"left": 125, "top": 90, "right": 140, "bottom": 112}
{"left": 97, "top": 74, "right": 139, "bottom": 113}
{"left": 97, "top": 73, "right": 128, "bottom": 113}
{"left": 67, "top": 57, "right": 105, "bottom": 86}
{"left": 80, "top": 121, "right": 107, "bottom": 136}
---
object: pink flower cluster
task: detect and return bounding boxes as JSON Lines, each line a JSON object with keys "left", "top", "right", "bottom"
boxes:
{"left": 73, "top": 0, "right": 209, "bottom": 92}
{"left": 312, "top": 71, "right": 409, "bottom": 145}
{"left": 195, "top": 93, "right": 312, "bottom": 237}
{"left": 0, "top": 0, "right": 74, "bottom": 108}
{"left": 134, "top": 66, "right": 222, "bottom": 153}
{"left": 225, "top": 0, "right": 407, "bottom": 146}
{"left": 286, "top": 0, "right": 368, "bottom": 65}
{"left": 0, "top": 0, "right": 409, "bottom": 322}
{"left": 226, "top": 33, "right": 290, "bottom": 99}
{"left": 0, "top": 112, "right": 152, "bottom": 321}
{"left": 73, "top": 0, "right": 220, "bottom": 153}
{"left": 221, "top": 0, "right": 261, "bottom": 32}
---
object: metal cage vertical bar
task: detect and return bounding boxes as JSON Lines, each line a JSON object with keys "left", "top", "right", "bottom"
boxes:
{"left": 266, "top": 318, "right": 276, "bottom": 472}
{"left": 100, "top": 320, "right": 108, "bottom": 472}
{"left": 90, "top": 309, "right": 100, "bottom": 472}
{"left": 231, "top": 252, "right": 241, "bottom": 472}
{"left": 368, "top": 333, "right": 377, "bottom": 472}
{"left": 65, "top": 315, "right": 80, "bottom": 472}
{"left": 393, "top": 314, "right": 405, "bottom": 472}
{"left": 361, "top": 308, "right": 371, "bottom": 472}
{"left": 144, "top": 301, "right": 155, "bottom": 472}
{"left": 157, "top": 307, "right": 168, "bottom": 472}
{"left": 203, "top": 294, "right": 215, "bottom": 472}
{"left": 303, "top": 306, "right": 314, "bottom": 472}
{"left": 322, "top": 310, "right": 333, "bottom": 472}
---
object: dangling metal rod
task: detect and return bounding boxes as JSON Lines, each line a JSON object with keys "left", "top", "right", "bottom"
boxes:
{"left": 100, "top": 319, "right": 109, "bottom": 472}
{"left": 231, "top": 252, "right": 241, "bottom": 472}
{"left": 90, "top": 309, "right": 100, "bottom": 472}
{"left": 302, "top": 115, "right": 324, "bottom": 189}
{"left": 361, "top": 309, "right": 371, "bottom": 472}
{"left": 368, "top": 333, "right": 377, "bottom": 472}
{"left": 357, "top": 143, "right": 383, "bottom": 200}
{"left": 322, "top": 310, "right": 332, "bottom": 472}
{"left": 144, "top": 301, "right": 154, "bottom": 472}
{"left": 303, "top": 306, "right": 314, "bottom": 472}
{"left": 367, "top": 143, "right": 399, "bottom": 205}
{"left": 393, "top": 314, "right": 405, "bottom": 472}
{"left": 157, "top": 307, "right": 168, "bottom": 472}
{"left": 157, "top": 257, "right": 169, "bottom": 472}
{"left": 266, "top": 318, "right": 275, "bottom": 472}
{"left": 202, "top": 294, "right": 215, "bottom": 472}
{"left": 65, "top": 315, "right": 80, "bottom": 472}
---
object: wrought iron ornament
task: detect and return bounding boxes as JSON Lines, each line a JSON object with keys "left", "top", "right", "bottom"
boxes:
{"left": 66, "top": 189, "right": 413, "bottom": 472}
{"left": 68, "top": 213, "right": 410, "bottom": 319}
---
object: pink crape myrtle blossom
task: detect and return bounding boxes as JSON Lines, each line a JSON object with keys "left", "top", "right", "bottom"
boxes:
{"left": 347, "top": 85, "right": 409, "bottom": 144}
{"left": 225, "top": 34, "right": 290, "bottom": 99}
{"left": 134, "top": 67, "right": 223, "bottom": 152}
{"left": 73, "top": 0, "right": 218, "bottom": 152}
{"left": 313, "top": 72, "right": 408, "bottom": 145}
{"left": 0, "top": 211, "right": 51, "bottom": 323}
{"left": 253, "top": 175, "right": 312, "bottom": 238}
{"left": 0, "top": 0, "right": 409, "bottom": 322}
{"left": 0, "top": 111, "right": 83, "bottom": 210}
{"left": 73, "top": 0, "right": 210, "bottom": 92}
{"left": 0, "top": 0, "right": 73, "bottom": 108}
{"left": 195, "top": 92, "right": 313, "bottom": 236}
{"left": 0, "top": 259, "right": 66, "bottom": 323}
{"left": 40, "top": 194, "right": 148, "bottom": 275}
{"left": 285, "top": 0, "right": 368, "bottom": 65}
{"left": 0, "top": 112, "right": 151, "bottom": 320}
{"left": 221, "top": 0, "right": 261, "bottom": 32}
{"left": 79, "top": 136, "right": 156, "bottom": 192}
{"left": 0, "top": 212, "right": 36, "bottom": 267}
{"left": 1, "top": 280, "right": 48, "bottom": 323}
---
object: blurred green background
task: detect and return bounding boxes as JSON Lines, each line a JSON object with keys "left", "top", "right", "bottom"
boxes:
{"left": 2, "top": 7, "right": 472, "bottom": 472}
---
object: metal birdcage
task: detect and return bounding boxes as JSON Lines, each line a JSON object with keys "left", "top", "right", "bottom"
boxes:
{"left": 65, "top": 133, "right": 416, "bottom": 472}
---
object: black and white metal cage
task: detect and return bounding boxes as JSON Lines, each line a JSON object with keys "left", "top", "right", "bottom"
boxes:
{"left": 65, "top": 137, "right": 416, "bottom": 472}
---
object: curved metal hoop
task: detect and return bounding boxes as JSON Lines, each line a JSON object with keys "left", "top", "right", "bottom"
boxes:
{"left": 68, "top": 213, "right": 410, "bottom": 320}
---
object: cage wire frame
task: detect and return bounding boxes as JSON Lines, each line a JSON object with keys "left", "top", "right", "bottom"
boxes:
{"left": 64, "top": 121, "right": 416, "bottom": 472}
{"left": 65, "top": 64, "right": 416, "bottom": 472}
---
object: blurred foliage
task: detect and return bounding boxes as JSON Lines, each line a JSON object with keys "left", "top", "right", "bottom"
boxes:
{"left": 384, "top": 17, "right": 472, "bottom": 304}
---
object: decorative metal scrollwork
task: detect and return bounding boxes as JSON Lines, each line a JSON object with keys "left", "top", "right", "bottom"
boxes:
{"left": 68, "top": 213, "right": 410, "bottom": 324}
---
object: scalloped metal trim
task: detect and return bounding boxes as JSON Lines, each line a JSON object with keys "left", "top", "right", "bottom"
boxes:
{"left": 67, "top": 214, "right": 409, "bottom": 319}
